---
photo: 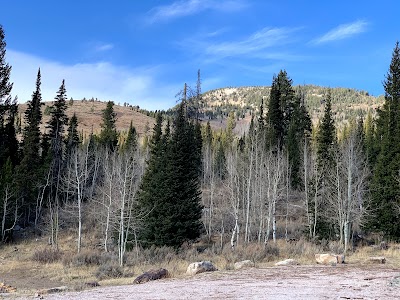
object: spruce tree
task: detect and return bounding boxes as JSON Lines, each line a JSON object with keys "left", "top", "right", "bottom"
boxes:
{"left": 167, "top": 104, "right": 203, "bottom": 246}
{"left": 17, "top": 69, "right": 44, "bottom": 221}
{"left": 367, "top": 42, "right": 400, "bottom": 239}
{"left": 316, "top": 89, "right": 336, "bottom": 168}
{"left": 65, "top": 113, "right": 80, "bottom": 156}
{"left": 123, "top": 121, "right": 138, "bottom": 152}
{"left": 0, "top": 24, "right": 17, "bottom": 169}
{"left": 138, "top": 105, "right": 203, "bottom": 248}
{"left": 99, "top": 101, "right": 118, "bottom": 151}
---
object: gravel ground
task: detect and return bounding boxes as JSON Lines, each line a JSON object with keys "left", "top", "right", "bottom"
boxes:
{"left": 12, "top": 265, "right": 400, "bottom": 300}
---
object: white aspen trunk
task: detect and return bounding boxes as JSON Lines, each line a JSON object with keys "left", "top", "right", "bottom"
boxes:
{"left": 303, "top": 139, "right": 312, "bottom": 239}
{"left": 272, "top": 198, "right": 277, "bottom": 243}
{"left": 313, "top": 170, "right": 318, "bottom": 239}
{"left": 230, "top": 213, "right": 238, "bottom": 249}
{"left": 244, "top": 145, "right": 254, "bottom": 243}
{"left": 74, "top": 152, "right": 82, "bottom": 253}
{"left": 1, "top": 190, "right": 8, "bottom": 241}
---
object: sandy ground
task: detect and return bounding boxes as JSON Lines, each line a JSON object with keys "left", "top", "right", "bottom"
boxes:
{"left": 9, "top": 265, "right": 400, "bottom": 300}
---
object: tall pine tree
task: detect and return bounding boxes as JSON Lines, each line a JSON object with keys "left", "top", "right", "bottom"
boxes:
{"left": 17, "top": 69, "right": 44, "bottom": 222}
{"left": 367, "top": 42, "right": 400, "bottom": 239}
{"left": 138, "top": 104, "right": 203, "bottom": 248}
{"left": 99, "top": 101, "right": 118, "bottom": 151}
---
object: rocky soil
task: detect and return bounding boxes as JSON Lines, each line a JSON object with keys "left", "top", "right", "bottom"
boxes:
{"left": 11, "top": 265, "right": 400, "bottom": 300}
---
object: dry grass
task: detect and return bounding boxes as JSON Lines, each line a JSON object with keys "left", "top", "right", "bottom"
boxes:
{"left": 18, "top": 100, "right": 155, "bottom": 140}
{"left": 1, "top": 234, "right": 400, "bottom": 295}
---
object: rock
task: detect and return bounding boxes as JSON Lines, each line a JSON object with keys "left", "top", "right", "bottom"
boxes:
{"left": 133, "top": 268, "right": 169, "bottom": 284}
{"left": 0, "top": 282, "right": 17, "bottom": 293}
{"left": 85, "top": 281, "right": 100, "bottom": 288}
{"left": 37, "top": 286, "right": 68, "bottom": 295}
{"left": 234, "top": 260, "right": 254, "bottom": 270}
{"left": 275, "top": 259, "right": 299, "bottom": 266}
{"left": 187, "top": 261, "right": 217, "bottom": 275}
{"left": 368, "top": 256, "right": 386, "bottom": 264}
{"left": 315, "top": 254, "right": 345, "bottom": 265}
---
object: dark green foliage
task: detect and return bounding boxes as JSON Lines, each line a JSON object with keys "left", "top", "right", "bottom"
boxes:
{"left": 286, "top": 92, "right": 312, "bottom": 189}
{"left": 17, "top": 69, "right": 44, "bottom": 221}
{"left": 65, "top": 113, "right": 80, "bottom": 156}
{"left": 47, "top": 80, "right": 68, "bottom": 164}
{"left": 99, "top": 101, "right": 118, "bottom": 151}
{"left": 316, "top": 89, "right": 336, "bottom": 168}
{"left": 0, "top": 24, "right": 18, "bottom": 169}
{"left": 123, "top": 121, "right": 138, "bottom": 152}
{"left": 366, "top": 42, "right": 400, "bottom": 239}
{"left": 266, "top": 71, "right": 311, "bottom": 189}
{"left": 214, "top": 138, "right": 226, "bottom": 180}
{"left": 138, "top": 105, "right": 203, "bottom": 248}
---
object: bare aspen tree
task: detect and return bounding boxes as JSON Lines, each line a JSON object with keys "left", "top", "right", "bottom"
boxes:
{"left": 327, "top": 129, "right": 369, "bottom": 254}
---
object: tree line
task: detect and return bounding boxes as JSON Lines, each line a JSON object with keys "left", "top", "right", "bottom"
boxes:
{"left": 1, "top": 24, "right": 400, "bottom": 264}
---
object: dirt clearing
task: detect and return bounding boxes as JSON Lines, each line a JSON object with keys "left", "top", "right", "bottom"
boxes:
{"left": 12, "top": 265, "right": 400, "bottom": 299}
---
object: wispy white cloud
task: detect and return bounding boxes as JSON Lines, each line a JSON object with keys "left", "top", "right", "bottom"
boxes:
{"left": 8, "top": 50, "right": 179, "bottom": 110}
{"left": 147, "top": 0, "right": 247, "bottom": 23}
{"left": 95, "top": 43, "right": 114, "bottom": 52}
{"left": 205, "top": 27, "right": 296, "bottom": 58}
{"left": 313, "top": 20, "right": 368, "bottom": 44}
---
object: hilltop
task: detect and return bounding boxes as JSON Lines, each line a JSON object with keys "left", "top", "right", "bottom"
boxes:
{"left": 17, "top": 85, "right": 385, "bottom": 139}
{"left": 198, "top": 85, "right": 384, "bottom": 134}
{"left": 18, "top": 99, "right": 155, "bottom": 139}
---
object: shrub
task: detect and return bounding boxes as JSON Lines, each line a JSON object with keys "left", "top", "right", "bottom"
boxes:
{"left": 32, "top": 248, "right": 63, "bottom": 263}
{"left": 63, "top": 250, "right": 103, "bottom": 267}
{"left": 95, "top": 263, "right": 123, "bottom": 280}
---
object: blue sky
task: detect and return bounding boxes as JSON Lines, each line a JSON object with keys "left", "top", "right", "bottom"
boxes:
{"left": 2, "top": 0, "right": 398, "bottom": 110}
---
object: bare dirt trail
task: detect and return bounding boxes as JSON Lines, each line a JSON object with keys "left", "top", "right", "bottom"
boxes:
{"left": 12, "top": 265, "right": 400, "bottom": 300}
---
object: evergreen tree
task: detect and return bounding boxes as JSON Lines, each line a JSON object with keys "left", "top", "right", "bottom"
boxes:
{"left": 266, "top": 70, "right": 296, "bottom": 147}
{"left": 367, "top": 42, "right": 400, "bottom": 239}
{"left": 286, "top": 91, "right": 311, "bottom": 189}
{"left": 99, "top": 101, "right": 118, "bottom": 151}
{"left": 123, "top": 121, "right": 138, "bottom": 152}
{"left": 17, "top": 69, "right": 44, "bottom": 221}
{"left": 167, "top": 104, "right": 203, "bottom": 246}
{"left": 316, "top": 89, "right": 336, "bottom": 168}
{"left": 138, "top": 105, "right": 203, "bottom": 248}
{"left": 47, "top": 80, "right": 68, "bottom": 165}
{"left": 0, "top": 24, "right": 17, "bottom": 169}
{"left": 65, "top": 113, "right": 80, "bottom": 156}
{"left": 313, "top": 89, "right": 337, "bottom": 239}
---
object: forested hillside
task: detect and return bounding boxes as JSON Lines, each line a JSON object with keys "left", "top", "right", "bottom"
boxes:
{"left": 1, "top": 23, "right": 400, "bottom": 277}
{"left": 199, "top": 85, "right": 383, "bottom": 134}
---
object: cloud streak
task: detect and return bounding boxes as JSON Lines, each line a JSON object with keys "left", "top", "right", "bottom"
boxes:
{"left": 147, "top": 0, "right": 247, "bottom": 23}
{"left": 8, "top": 50, "right": 179, "bottom": 110}
{"left": 95, "top": 43, "right": 114, "bottom": 52}
{"left": 313, "top": 20, "right": 368, "bottom": 44}
{"left": 205, "top": 27, "right": 296, "bottom": 58}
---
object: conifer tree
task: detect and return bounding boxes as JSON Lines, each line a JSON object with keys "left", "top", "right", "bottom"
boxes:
{"left": 313, "top": 89, "right": 337, "bottom": 239}
{"left": 99, "top": 101, "right": 118, "bottom": 151}
{"left": 17, "top": 69, "right": 44, "bottom": 221}
{"left": 316, "top": 89, "right": 336, "bottom": 168}
{"left": 123, "top": 121, "right": 138, "bottom": 152}
{"left": 65, "top": 113, "right": 80, "bottom": 156}
{"left": 138, "top": 105, "right": 203, "bottom": 248}
{"left": 367, "top": 42, "right": 400, "bottom": 239}
{"left": 0, "top": 24, "right": 17, "bottom": 169}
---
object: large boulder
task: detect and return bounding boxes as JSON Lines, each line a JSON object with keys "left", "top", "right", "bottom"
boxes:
{"left": 187, "top": 261, "right": 217, "bottom": 275}
{"left": 275, "top": 259, "right": 299, "bottom": 266}
{"left": 133, "top": 268, "right": 169, "bottom": 284}
{"left": 234, "top": 260, "right": 254, "bottom": 270}
{"left": 315, "top": 254, "right": 345, "bottom": 265}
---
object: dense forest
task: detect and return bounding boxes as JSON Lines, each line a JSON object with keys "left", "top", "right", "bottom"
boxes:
{"left": 1, "top": 24, "right": 400, "bottom": 267}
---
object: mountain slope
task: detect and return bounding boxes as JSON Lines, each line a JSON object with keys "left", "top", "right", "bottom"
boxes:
{"left": 18, "top": 100, "right": 155, "bottom": 139}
